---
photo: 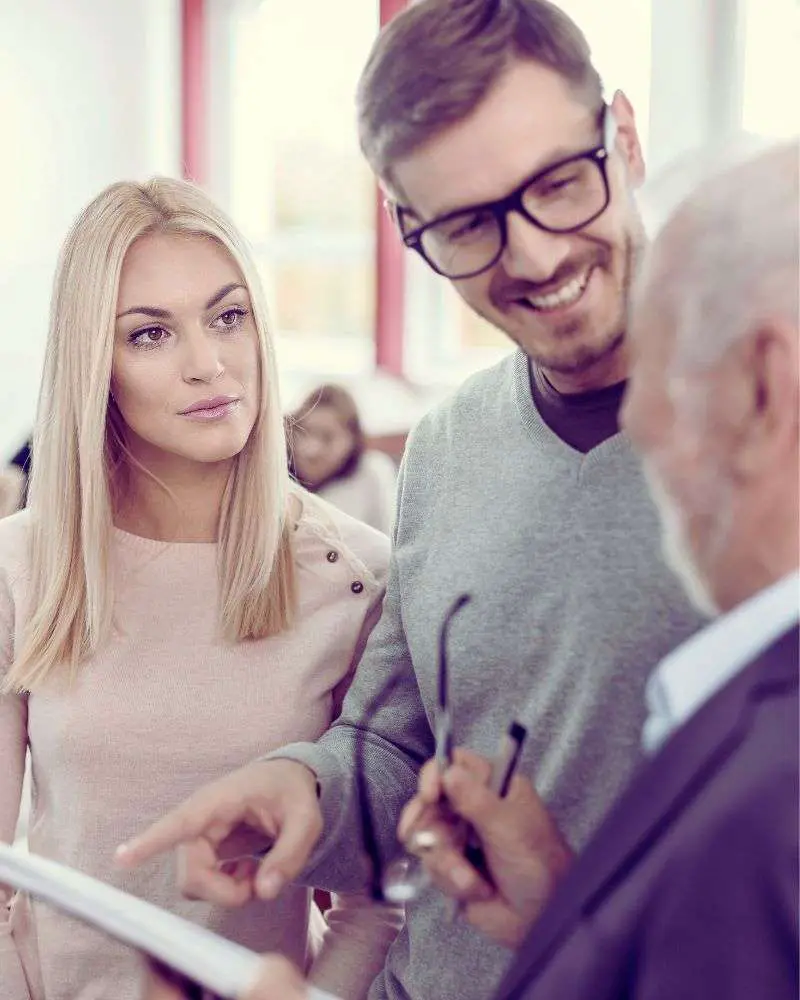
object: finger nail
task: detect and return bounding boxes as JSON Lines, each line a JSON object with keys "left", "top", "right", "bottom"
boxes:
{"left": 408, "top": 829, "right": 439, "bottom": 853}
{"left": 114, "top": 843, "right": 134, "bottom": 862}
{"left": 257, "top": 872, "right": 283, "bottom": 898}
{"left": 451, "top": 866, "right": 475, "bottom": 891}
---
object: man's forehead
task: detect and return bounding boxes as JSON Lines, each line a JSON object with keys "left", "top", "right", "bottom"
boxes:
{"left": 391, "top": 63, "right": 598, "bottom": 223}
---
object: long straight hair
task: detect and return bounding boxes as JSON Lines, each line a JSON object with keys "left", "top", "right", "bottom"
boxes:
{"left": 4, "top": 178, "right": 295, "bottom": 693}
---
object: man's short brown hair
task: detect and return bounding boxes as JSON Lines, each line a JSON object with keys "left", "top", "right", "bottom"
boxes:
{"left": 357, "top": 0, "right": 604, "bottom": 192}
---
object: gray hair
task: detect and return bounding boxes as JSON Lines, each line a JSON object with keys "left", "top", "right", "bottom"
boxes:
{"left": 637, "top": 137, "right": 799, "bottom": 372}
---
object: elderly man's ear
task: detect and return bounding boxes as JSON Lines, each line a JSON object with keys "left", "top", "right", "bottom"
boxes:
{"left": 728, "top": 317, "right": 799, "bottom": 480}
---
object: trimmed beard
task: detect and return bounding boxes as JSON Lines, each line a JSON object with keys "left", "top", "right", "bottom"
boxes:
{"left": 512, "top": 230, "right": 642, "bottom": 376}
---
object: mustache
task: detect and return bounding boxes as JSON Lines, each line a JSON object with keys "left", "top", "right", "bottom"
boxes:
{"left": 491, "top": 249, "right": 610, "bottom": 304}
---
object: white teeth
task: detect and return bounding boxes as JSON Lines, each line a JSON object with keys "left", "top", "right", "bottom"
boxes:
{"left": 525, "top": 269, "right": 591, "bottom": 311}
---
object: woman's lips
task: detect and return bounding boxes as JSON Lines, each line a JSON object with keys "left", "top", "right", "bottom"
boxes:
{"left": 179, "top": 398, "right": 240, "bottom": 422}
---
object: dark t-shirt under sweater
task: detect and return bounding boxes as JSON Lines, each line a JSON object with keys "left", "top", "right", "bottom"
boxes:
{"left": 530, "top": 361, "right": 626, "bottom": 453}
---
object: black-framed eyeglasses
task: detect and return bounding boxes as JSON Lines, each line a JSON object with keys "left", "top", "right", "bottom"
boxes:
{"left": 395, "top": 106, "right": 615, "bottom": 280}
{"left": 356, "top": 593, "right": 472, "bottom": 903}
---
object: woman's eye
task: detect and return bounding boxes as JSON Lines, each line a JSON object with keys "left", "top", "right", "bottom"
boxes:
{"left": 214, "top": 306, "right": 248, "bottom": 330}
{"left": 129, "top": 326, "right": 168, "bottom": 348}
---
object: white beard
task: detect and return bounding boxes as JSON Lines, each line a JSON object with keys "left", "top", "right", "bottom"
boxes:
{"left": 643, "top": 464, "right": 722, "bottom": 618}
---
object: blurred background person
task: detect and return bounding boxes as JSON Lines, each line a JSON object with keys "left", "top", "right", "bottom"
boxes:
{"left": 0, "top": 439, "right": 32, "bottom": 520}
{"left": 0, "top": 467, "right": 24, "bottom": 520}
{"left": 287, "top": 384, "right": 397, "bottom": 534}
{"left": 0, "top": 177, "right": 399, "bottom": 1000}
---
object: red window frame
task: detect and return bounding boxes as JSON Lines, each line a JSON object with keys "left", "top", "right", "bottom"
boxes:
{"left": 181, "top": 0, "right": 206, "bottom": 184}
{"left": 375, "top": 1, "right": 408, "bottom": 375}
{"left": 181, "top": 0, "right": 408, "bottom": 373}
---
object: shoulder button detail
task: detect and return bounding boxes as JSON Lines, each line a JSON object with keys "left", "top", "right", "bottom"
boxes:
{"left": 351, "top": 580, "right": 364, "bottom": 594}
{"left": 326, "top": 550, "right": 339, "bottom": 563}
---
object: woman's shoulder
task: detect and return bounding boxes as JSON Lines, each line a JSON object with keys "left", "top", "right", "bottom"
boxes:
{"left": 290, "top": 485, "right": 390, "bottom": 584}
{"left": 0, "top": 509, "right": 32, "bottom": 580}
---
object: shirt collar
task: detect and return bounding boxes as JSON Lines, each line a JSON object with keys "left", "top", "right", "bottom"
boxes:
{"left": 643, "top": 570, "right": 800, "bottom": 754}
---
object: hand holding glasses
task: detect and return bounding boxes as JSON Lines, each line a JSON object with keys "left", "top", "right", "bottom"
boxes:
{"left": 370, "top": 594, "right": 528, "bottom": 905}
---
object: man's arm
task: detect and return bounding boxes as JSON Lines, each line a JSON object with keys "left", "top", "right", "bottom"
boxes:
{"left": 635, "top": 765, "right": 798, "bottom": 1000}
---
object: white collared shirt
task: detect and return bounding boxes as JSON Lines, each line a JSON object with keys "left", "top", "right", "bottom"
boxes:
{"left": 643, "top": 571, "right": 800, "bottom": 754}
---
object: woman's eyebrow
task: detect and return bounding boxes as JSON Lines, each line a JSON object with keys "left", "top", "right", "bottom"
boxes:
{"left": 115, "top": 283, "right": 247, "bottom": 321}
{"left": 204, "top": 282, "right": 247, "bottom": 310}
{"left": 116, "top": 304, "right": 171, "bottom": 320}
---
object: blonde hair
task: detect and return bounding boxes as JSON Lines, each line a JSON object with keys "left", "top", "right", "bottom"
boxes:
{"left": 4, "top": 177, "right": 295, "bottom": 693}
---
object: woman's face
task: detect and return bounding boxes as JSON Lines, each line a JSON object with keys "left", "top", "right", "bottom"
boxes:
{"left": 292, "top": 405, "right": 356, "bottom": 487}
{"left": 112, "top": 232, "right": 260, "bottom": 472}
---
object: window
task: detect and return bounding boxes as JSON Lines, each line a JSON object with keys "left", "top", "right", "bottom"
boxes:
{"left": 742, "top": 0, "right": 799, "bottom": 138}
{"left": 229, "top": 0, "right": 379, "bottom": 377}
{"left": 404, "top": 0, "right": 653, "bottom": 383}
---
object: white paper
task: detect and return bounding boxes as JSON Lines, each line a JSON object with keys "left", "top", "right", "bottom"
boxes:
{"left": 0, "top": 844, "right": 340, "bottom": 1000}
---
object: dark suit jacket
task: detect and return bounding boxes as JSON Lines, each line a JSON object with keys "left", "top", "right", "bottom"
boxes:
{"left": 494, "top": 624, "right": 799, "bottom": 1000}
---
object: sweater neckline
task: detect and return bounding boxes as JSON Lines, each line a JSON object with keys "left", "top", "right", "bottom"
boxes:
{"left": 511, "top": 351, "right": 630, "bottom": 469}
{"left": 112, "top": 526, "right": 217, "bottom": 552}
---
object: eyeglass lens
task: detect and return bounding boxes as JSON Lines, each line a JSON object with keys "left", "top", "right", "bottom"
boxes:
{"left": 419, "top": 154, "right": 608, "bottom": 279}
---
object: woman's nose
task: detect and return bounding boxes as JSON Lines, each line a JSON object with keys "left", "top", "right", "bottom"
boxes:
{"left": 181, "top": 333, "right": 224, "bottom": 383}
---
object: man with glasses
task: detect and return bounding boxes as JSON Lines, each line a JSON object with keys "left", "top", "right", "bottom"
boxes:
{"left": 119, "top": 3, "right": 705, "bottom": 999}
{"left": 400, "top": 139, "right": 800, "bottom": 1000}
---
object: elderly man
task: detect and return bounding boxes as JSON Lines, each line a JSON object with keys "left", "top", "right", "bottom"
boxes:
{"left": 143, "top": 140, "right": 798, "bottom": 1000}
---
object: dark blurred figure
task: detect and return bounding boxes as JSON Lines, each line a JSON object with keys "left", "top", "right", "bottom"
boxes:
{"left": 0, "top": 439, "right": 30, "bottom": 517}
{"left": 288, "top": 385, "right": 397, "bottom": 535}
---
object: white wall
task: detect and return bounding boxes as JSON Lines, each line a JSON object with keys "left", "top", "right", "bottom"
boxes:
{"left": 647, "top": 0, "right": 747, "bottom": 175}
{"left": 0, "top": 0, "right": 181, "bottom": 459}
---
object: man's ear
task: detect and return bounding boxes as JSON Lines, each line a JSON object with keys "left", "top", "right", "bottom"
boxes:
{"left": 609, "top": 89, "right": 646, "bottom": 188}
{"left": 729, "top": 317, "right": 799, "bottom": 480}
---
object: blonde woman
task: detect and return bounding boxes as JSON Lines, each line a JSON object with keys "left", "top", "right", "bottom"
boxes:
{"left": 0, "top": 179, "right": 400, "bottom": 1000}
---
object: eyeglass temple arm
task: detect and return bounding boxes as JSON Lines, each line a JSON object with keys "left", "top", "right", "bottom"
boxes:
{"left": 602, "top": 102, "right": 618, "bottom": 152}
{"left": 436, "top": 592, "right": 472, "bottom": 768}
{"left": 354, "top": 590, "right": 472, "bottom": 899}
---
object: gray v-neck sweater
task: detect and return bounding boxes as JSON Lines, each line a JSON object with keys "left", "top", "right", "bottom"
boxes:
{"left": 271, "top": 350, "right": 706, "bottom": 1000}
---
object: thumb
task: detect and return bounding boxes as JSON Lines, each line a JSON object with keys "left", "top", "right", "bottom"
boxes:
{"left": 441, "top": 765, "right": 500, "bottom": 831}
{"left": 255, "top": 800, "right": 322, "bottom": 899}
